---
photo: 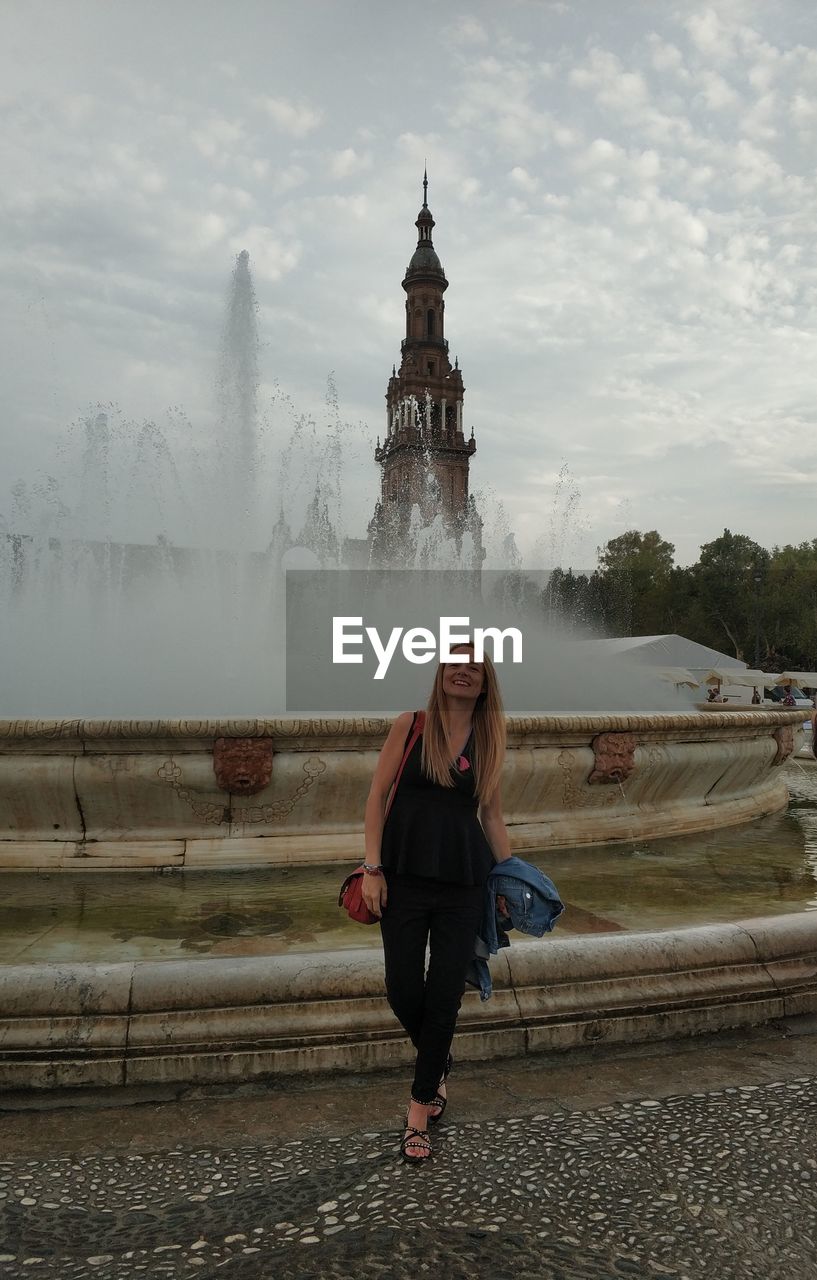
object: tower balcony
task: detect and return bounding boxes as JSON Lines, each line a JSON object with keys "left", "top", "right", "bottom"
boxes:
{"left": 375, "top": 428, "right": 475, "bottom": 463}
{"left": 401, "top": 338, "right": 449, "bottom": 353}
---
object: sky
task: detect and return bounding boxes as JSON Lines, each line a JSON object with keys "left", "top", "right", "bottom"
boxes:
{"left": 2, "top": 0, "right": 817, "bottom": 568}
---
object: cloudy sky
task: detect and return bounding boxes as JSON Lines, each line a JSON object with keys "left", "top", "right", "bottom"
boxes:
{"left": 2, "top": 0, "right": 817, "bottom": 567}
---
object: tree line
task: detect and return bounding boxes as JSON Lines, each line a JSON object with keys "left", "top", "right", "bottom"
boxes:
{"left": 545, "top": 528, "right": 817, "bottom": 671}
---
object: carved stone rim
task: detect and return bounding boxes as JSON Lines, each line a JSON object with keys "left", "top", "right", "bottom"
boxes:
{"left": 0, "top": 709, "right": 805, "bottom": 743}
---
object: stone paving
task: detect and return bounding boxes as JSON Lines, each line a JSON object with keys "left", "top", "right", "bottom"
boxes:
{"left": 2, "top": 1025, "right": 817, "bottom": 1279}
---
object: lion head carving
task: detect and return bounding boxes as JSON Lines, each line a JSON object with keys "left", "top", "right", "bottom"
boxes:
{"left": 213, "top": 738, "right": 274, "bottom": 796}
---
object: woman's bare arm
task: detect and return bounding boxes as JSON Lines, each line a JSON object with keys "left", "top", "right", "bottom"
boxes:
{"left": 361, "top": 710, "right": 415, "bottom": 917}
{"left": 479, "top": 784, "right": 513, "bottom": 863}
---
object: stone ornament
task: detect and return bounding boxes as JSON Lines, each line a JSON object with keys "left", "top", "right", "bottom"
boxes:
{"left": 772, "top": 725, "right": 795, "bottom": 766}
{"left": 233, "top": 757, "right": 326, "bottom": 825}
{"left": 157, "top": 755, "right": 326, "bottom": 825}
{"left": 156, "top": 761, "right": 227, "bottom": 826}
{"left": 588, "top": 732, "right": 638, "bottom": 785}
{"left": 213, "top": 738, "right": 274, "bottom": 796}
{"left": 558, "top": 749, "right": 618, "bottom": 811}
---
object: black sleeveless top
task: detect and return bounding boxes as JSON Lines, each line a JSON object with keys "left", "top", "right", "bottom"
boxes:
{"left": 379, "top": 722, "right": 494, "bottom": 886}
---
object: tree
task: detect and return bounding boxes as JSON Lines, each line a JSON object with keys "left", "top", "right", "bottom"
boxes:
{"left": 763, "top": 541, "right": 817, "bottom": 668}
{"left": 692, "top": 529, "right": 769, "bottom": 660}
{"left": 596, "top": 530, "right": 676, "bottom": 635}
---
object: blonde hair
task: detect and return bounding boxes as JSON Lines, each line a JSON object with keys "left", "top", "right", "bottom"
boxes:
{"left": 421, "top": 643, "right": 506, "bottom": 802}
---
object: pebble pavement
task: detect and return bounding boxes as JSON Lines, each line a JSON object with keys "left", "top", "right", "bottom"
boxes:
{"left": 2, "top": 1058, "right": 817, "bottom": 1279}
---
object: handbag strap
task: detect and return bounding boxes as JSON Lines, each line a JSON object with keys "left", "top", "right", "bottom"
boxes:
{"left": 384, "top": 710, "right": 425, "bottom": 820}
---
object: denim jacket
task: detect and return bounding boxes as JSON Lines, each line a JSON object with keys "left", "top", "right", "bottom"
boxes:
{"left": 466, "top": 856, "right": 564, "bottom": 1001}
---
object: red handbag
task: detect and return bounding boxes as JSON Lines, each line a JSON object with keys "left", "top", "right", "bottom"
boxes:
{"left": 337, "top": 866, "right": 377, "bottom": 924}
{"left": 338, "top": 711, "right": 426, "bottom": 924}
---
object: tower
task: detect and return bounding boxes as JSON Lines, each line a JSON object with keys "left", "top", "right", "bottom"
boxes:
{"left": 368, "top": 172, "right": 483, "bottom": 566}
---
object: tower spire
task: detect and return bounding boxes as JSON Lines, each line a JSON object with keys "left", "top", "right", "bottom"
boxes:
{"left": 423, "top": 164, "right": 428, "bottom": 208}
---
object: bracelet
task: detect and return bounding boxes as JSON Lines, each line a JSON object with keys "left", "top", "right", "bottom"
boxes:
{"left": 362, "top": 863, "right": 384, "bottom": 876}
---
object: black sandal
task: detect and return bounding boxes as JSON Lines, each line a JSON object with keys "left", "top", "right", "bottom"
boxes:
{"left": 427, "top": 1091, "right": 447, "bottom": 1125}
{"left": 428, "top": 1053, "right": 453, "bottom": 1126}
{"left": 400, "top": 1126, "right": 432, "bottom": 1163}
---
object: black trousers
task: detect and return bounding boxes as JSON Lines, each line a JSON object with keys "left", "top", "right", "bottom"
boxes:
{"left": 379, "top": 872, "right": 484, "bottom": 1104}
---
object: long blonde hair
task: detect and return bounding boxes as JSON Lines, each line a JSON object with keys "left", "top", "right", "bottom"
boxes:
{"left": 420, "top": 643, "right": 506, "bottom": 802}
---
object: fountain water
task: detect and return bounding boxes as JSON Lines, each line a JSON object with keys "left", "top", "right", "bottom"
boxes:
{"left": 1, "top": 250, "right": 694, "bottom": 718}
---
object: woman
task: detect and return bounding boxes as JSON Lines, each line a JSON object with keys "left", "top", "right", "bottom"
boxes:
{"left": 361, "top": 642, "right": 513, "bottom": 1163}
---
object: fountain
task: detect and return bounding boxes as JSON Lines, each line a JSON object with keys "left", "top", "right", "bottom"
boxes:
{"left": 0, "top": 250, "right": 814, "bottom": 1092}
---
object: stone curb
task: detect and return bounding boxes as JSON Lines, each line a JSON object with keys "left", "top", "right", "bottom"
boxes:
{"left": 1, "top": 910, "right": 815, "bottom": 1092}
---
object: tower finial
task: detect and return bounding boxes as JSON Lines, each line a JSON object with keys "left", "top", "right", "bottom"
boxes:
{"left": 423, "top": 164, "right": 428, "bottom": 208}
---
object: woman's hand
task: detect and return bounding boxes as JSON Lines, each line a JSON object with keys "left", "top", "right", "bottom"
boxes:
{"left": 362, "top": 871, "right": 388, "bottom": 919}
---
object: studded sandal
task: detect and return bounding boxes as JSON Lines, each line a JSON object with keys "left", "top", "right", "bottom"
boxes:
{"left": 400, "top": 1125, "right": 432, "bottom": 1164}
{"left": 427, "top": 1091, "right": 447, "bottom": 1125}
{"left": 428, "top": 1052, "right": 453, "bottom": 1126}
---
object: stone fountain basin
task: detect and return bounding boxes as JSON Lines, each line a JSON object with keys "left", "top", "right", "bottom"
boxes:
{"left": 0, "top": 709, "right": 810, "bottom": 1091}
{"left": 2, "top": 911, "right": 816, "bottom": 1091}
{"left": 0, "top": 710, "right": 803, "bottom": 870}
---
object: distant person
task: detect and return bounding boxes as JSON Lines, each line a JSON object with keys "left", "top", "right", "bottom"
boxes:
{"left": 783, "top": 685, "right": 796, "bottom": 707}
{"left": 751, "top": 689, "right": 761, "bottom": 705}
{"left": 706, "top": 687, "right": 719, "bottom": 702}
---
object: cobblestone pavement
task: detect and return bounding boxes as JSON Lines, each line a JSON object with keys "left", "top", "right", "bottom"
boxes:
{"left": 2, "top": 1055, "right": 817, "bottom": 1280}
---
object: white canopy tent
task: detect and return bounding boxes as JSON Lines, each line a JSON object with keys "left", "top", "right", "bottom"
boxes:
{"left": 571, "top": 635, "right": 817, "bottom": 707}
{"left": 594, "top": 635, "right": 748, "bottom": 675}
{"left": 656, "top": 668, "right": 700, "bottom": 689}
{"left": 704, "top": 668, "right": 774, "bottom": 688}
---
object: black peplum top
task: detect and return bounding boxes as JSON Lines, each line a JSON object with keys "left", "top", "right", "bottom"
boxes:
{"left": 379, "top": 727, "right": 494, "bottom": 886}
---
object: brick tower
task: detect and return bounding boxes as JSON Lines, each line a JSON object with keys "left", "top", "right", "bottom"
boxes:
{"left": 368, "top": 172, "right": 483, "bottom": 567}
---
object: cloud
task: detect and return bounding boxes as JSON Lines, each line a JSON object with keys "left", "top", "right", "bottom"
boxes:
{"left": 210, "top": 183, "right": 256, "bottom": 211}
{"left": 447, "top": 51, "right": 565, "bottom": 157}
{"left": 570, "top": 49, "right": 649, "bottom": 112}
{"left": 695, "top": 69, "right": 740, "bottom": 110}
{"left": 329, "top": 147, "right": 372, "bottom": 179}
{"left": 447, "top": 15, "right": 490, "bottom": 45}
{"left": 273, "top": 163, "right": 308, "bottom": 193}
{"left": 185, "top": 212, "right": 229, "bottom": 252}
{"left": 647, "top": 35, "right": 689, "bottom": 77}
{"left": 791, "top": 92, "right": 817, "bottom": 126}
{"left": 509, "top": 166, "right": 538, "bottom": 192}
{"left": 191, "top": 114, "right": 245, "bottom": 160}
{"left": 60, "top": 93, "right": 97, "bottom": 126}
{"left": 684, "top": 8, "right": 735, "bottom": 60}
{"left": 256, "top": 95, "right": 323, "bottom": 137}
{"left": 730, "top": 138, "right": 785, "bottom": 192}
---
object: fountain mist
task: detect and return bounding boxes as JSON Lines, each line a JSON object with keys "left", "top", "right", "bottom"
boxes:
{"left": 0, "top": 251, "right": 689, "bottom": 718}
